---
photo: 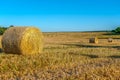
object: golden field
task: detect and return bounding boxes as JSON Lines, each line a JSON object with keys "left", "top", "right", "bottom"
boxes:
{"left": 0, "top": 32, "right": 120, "bottom": 80}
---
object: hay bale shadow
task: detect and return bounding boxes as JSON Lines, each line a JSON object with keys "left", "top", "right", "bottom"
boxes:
{"left": 63, "top": 43, "right": 120, "bottom": 49}
{"left": 103, "top": 32, "right": 120, "bottom": 35}
{"left": 63, "top": 43, "right": 100, "bottom": 48}
{"left": 68, "top": 52, "right": 98, "bottom": 58}
{"left": 80, "top": 54, "right": 99, "bottom": 58}
{"left": 108, "top": 55, "right": 120, "bottom": 58}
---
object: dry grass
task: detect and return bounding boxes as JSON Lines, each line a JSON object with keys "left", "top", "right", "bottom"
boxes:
{"left": 0, "top": 32, "right": 120, "bottom": 79}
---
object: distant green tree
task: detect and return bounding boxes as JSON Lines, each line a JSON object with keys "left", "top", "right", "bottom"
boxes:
{"left": 9, "top": 25, "right": 14, "bottom": 27}
{"left": 114, "top": 27, "right": 120, "bottom": 34}
{"left": 0, "top": 26, "right": 8, "bottom": 35}
{"left": 0, "top": 25, "right": 15, "bottom": 35}
{"left": 111, "top": 30, "right": 115, "bottom": 32}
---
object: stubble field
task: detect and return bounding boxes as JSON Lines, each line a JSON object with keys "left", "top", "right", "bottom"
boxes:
{"left": 0, "top": 32, "right": 120, "bottom": 80}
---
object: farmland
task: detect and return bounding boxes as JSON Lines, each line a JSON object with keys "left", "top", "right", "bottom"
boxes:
{"left": 0, "top": 32, "right": 120, "bottom": 80}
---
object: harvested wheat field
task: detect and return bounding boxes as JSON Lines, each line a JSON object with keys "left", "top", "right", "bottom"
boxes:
{"left": 0, "top": 32, "right": 120, "bottom": 80}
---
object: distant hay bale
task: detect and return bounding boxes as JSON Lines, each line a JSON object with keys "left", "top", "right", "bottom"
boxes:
{"left": 89, "top": 37, "right": 98, "bottom": 44}
{"left": 108, "top": 38, "right": 113, "bottom": 43}
{"left": 2, "top": 27, "right": 43, "bottom": 55}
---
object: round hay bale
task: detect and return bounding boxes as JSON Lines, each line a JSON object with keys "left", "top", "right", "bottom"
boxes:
{"left": 2, "top": 27, "right": 43, "bottom": 55}
{"left": 108, "top": 38, "right": 113, "bottom": 43}
{"left": 89, "top": 37, "right": 98, "bottom": 44}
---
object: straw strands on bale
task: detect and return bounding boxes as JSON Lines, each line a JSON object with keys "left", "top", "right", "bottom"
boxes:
{"left": 89, "top": 37, "right": 98, "bottom": 44}
{"left": 2, "top": 27, "right": 43, "bottom": 55}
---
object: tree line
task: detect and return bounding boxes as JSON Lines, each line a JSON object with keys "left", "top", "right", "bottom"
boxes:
{"left": 112, "top": 27, "right": 120, "bottom": 34}
{"left": 0, "top": 25, "right": 120, "bottom": 35}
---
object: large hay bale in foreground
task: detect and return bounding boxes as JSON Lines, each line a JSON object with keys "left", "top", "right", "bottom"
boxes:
{"left": 2, "top": 27, "right": 43, "bottom": 55}
{"left": 89, "top": 37, "right": 98, "bottom": 44}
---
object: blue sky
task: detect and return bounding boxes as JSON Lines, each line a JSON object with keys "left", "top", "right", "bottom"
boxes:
{"left": 0, "top": 0, "right": 120, "bottom": 32}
